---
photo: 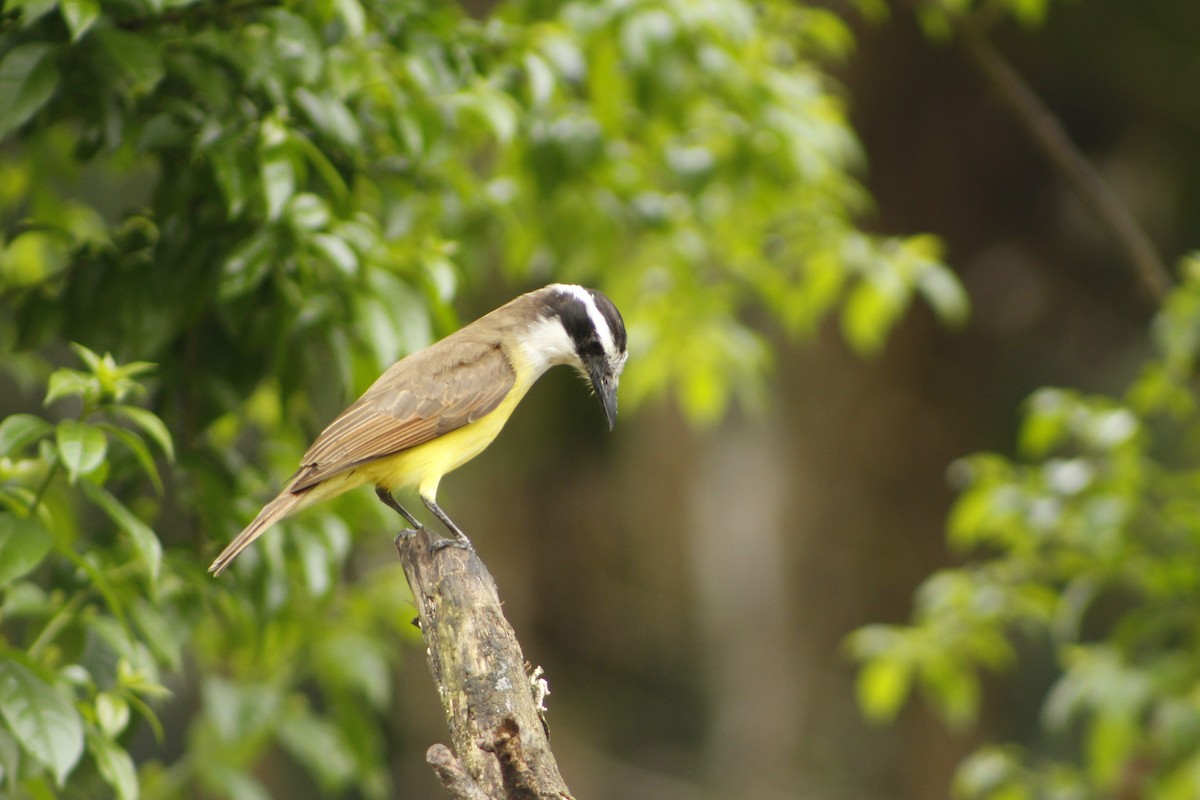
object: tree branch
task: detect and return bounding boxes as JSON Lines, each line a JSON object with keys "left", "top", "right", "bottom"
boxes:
{"left": 954, "top": 13, "right": 1172, "bottom": 302}
{"left": 395, "top": 525, "right": 574, "bottom": 800}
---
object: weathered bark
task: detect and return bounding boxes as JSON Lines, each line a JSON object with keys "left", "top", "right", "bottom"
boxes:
{"left": 395, "top": 525, "right": 573, "bottom": 800}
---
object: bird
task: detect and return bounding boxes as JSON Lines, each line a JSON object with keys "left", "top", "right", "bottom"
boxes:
{"left": 208, "top": 284, "right": 627, "bottom": 576}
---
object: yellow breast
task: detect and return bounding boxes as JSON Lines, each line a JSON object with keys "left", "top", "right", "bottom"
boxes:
{"left": 355, "top": 370, "right": 534, "bottom": 500}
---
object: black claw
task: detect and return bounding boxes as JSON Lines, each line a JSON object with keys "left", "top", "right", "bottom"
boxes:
{"left": 429, "top": 535, "right": 474, "bottom": 555}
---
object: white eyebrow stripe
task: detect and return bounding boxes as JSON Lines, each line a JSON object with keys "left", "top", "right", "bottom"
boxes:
{"left": 550, "top": 283, "right": 616, "bottom": 357}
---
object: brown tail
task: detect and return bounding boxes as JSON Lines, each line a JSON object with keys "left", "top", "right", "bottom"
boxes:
{"left": 209, "top": 491, "right": 304, "bottom": 576}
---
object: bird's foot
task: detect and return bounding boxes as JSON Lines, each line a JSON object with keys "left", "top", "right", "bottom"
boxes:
{"left": 421, "top": 498, "right": 474, "bottom": 554}
{"left": 430, "top": 532, "right": 475, "bottom": 555}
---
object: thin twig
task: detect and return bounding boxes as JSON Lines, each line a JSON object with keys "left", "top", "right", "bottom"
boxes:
{"left": 954, "top": 14, "right": 1172, "bottom": 302}
{"left": 427, "top": 745, "right": 494, "bottom": 800}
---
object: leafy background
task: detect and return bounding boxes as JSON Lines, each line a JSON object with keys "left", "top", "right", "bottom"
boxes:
{"left": 1, "top": 0, "right": 1198, "bottom": 798}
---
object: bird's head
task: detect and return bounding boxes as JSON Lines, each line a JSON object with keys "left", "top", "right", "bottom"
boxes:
{"left": 532, "top": 284, "right": 628, "bottom": 430}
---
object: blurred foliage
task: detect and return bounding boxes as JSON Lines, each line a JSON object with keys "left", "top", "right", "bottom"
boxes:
{"left": 0, "top": 343, "right": 413, "bottom": 798}
{"left": 908, "top": 0, "right": 1061, "bottom": 36}
{"left": 850, "top": 256, "right": 1200, "bottom": 800}
{"left": 0, "top": 0, "right": 960, "bottom": 796}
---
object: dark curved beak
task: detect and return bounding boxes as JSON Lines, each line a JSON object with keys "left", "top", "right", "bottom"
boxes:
{"left": 585, "top": 359, "right": 619, "bottom": 431}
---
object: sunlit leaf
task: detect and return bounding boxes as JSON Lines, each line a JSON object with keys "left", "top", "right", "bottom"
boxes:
{"left": 311, "top": 234, "right": 357, "bottom": 275}
{"left": 842, "top": 273, "right": 906, "bottom": 355}
{"left": 857, "top": 657, "right": 911, "bottom": 722}
{"left": 0, "top": 414, "right": 52, "bottom": 457}
{"left": 0, "top": 229, "right": 70, "bottom": 287}
{"left": 59, "top": 0, "right": 100, "bottom": 42}
{"left": 293, "top": 88, "right": 363, "bottom": 150}
{"left": 45, "top": 369, "right": 97, "bottom": 407}
{"left": 89, "top": 731, "right": 137, "bottom": 800}
{"left": 219, "top": 232, "right": 276, "bottom": 300}
{"left": 953, "top": 747, "right": 1023, "bottom": 799}
{"left": 0, "top": 513, "right": 53, "bottom": 585}
{"left": 0, "top": 43, "right": 59, "bottom": 139}
{"left": 261, "top": 151, "right": 296, "bottom": 222}
{"left": 95, "top": 693, "right": 130, "bottom": 738}
{"left": 55, "top": 420, "right": 107, "bottom": 483}
{"left": 1086, "top": 714, "right": 1139, "bottom": 789}
{"left": 0, "top": 661, "right": 84, "bottom": 786}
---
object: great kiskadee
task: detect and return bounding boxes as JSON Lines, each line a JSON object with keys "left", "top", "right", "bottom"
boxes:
{"left": 208, "top": 284, "right": 627, "bottom": 576}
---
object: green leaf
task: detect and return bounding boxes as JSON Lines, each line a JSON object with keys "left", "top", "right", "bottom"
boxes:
{"left": 99, "top": 424, "right": 163, "bottom": 494}
{"left": 0, "top": 43, "right": 60, "bottom": 139}
{"left": 0, "top": 513, "right": 53, "bottom": 586}
{"left": 454, "top": 85, "right": 519, "bottom": 144}
{"left": 12, "top": 0, "right": 59, "bottom": 28}
{"left": 0, "top": 728, "right": 20, "bottom": 795}
{"left": 45, "top": 369, "right": 97, "bottom": 406}
{"left": 0, "top": 230, "right": 71, "bottom": 287}
{"left": 0, "top": 414, "right": 52, "bottom": 457}
{"left": 210, "top": 770, "right": 271, "bottom": 800}
{"left": 0, "top": 661, "right": 84, "bottom": 786}
{"left": 89, "top": 731, "right": 137, "bottom": 800}
{"left": 203, "top": 678, "right": 282, "bottom": 744}
{"left": 946, "top": 490, "right": 989, "bottom": 549}
{"left": 915, "top": 262, "right": 969, "bottom": 326}
{"left": 67, "top": 342, "right": 102, "bottom": 374}
{"left": 210, "top": 142, "right": 252, "bottom": 218}
{"left": 924, "top": 659, "right": 981, "bottom": 730}
{"left": 262, "top": 154, "right": 295, "bottom": 221}
{"left": 55, "top": 420, "right": 107, "bottom": 483}
{"left": 218, "top": 232, "right": 276, "bottom": 300}
{"left": 95, "top": 27, "right": 164, "bottom": 95}
{"left": 1009, "top": 0, "right": 1049, "bottom": 26}
{"left": 130, "top": 599, "right": 182, "bottom": 673}
{"left": 286, "top": 193, "right": 330, "bottom": 231}
{"left": 79, "top": 482, "right": 161, "bottom": 584}
{"left": 842, "top": 272, "right": 906, "bottom": 355}
{"left": 315, "top": 632, "right": 391, "bottom": 710}
{"left": 95, "top": 693, "right": 130, "bottom": 738}
{"left": 276, "top": 703, "right": 356, "bottom": 790}
{"left": 856, "top": 656, "right": 912, "bottom": 722}
{"left": 265, "top": 9, "right": 323, "bottom": 83}
{"left": 332, "top": 0, "right": 365, "bottom": 36}
{"left": 59, "top": 0, "right": 100, "bottom": 42}
{"left": 292, "top": 88, "right": 362, "bottom": 150}
{"left": 1087, "top": 713, "right": 1139, "bottom": 788}
{"left": 311, "top": 234, "right": 358, "bottom": 275}
{"left": 953, "top": 747, "right": 1022, "bottom": 798}
{"left": 111, "top": 407, "right": 172, "bottom": 462}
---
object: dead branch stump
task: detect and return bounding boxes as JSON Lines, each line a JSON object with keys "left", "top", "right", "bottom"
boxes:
{"left": 395, "top": 525, "right": 574, "bottom": 800}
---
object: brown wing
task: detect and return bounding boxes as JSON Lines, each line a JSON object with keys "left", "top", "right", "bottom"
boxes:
{"left": 289, "top": 338, "right": 515, "bottom": 491}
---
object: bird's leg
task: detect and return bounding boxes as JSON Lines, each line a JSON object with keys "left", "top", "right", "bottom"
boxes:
{"left": 422, "top": 496, "right": 475, "bottom": 552}
{"left": 375, "top": 487, "right": 424, "bottom": 529}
